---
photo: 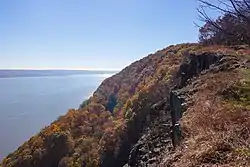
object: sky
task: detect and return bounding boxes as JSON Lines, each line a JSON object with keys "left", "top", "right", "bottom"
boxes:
{"left": 1, "top": 0, "right": 211, "bottom": 70}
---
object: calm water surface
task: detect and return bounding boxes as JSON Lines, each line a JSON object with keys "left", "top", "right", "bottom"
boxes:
{"left": 0, "top": 74, "right": 112, "bottom": 160}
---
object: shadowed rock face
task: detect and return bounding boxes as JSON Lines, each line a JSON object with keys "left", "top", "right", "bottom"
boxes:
{"left": 170, "top": 53, "right": 225, "bottom": 148}
{"left": 2, "top": 44, "right": 249, "bottom": 167}
{"left": 122, "top": 52, "right": 245, "bottom": 167}
{"left": 125, "top": 109, "right": 172, "bottom": 167}
{"left": 175, "top": 53, "right": 220, "bottom": 88}
{"left": 106, "top": 93, "right": 117, "bottom": 113}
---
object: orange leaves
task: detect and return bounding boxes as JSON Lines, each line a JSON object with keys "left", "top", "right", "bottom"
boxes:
{"left": 43, "top": 124, "right": 61, "bottom": 137}
{"left": 6, "top": 43, "right": 241, "bottom": 167}
{"left": 51, "top": 124, "right": 60, "bottom": 132}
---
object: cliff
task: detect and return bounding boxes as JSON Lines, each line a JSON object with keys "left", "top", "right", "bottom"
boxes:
{"left": 1, "top": 43, "right": 250, "bottom": 167}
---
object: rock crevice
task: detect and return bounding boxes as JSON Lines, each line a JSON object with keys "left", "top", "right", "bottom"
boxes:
{"left": 123, "top": 52, "right": 242, "bottom": 167}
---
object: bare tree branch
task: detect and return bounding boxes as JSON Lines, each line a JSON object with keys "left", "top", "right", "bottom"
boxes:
{"left": 198, "top": 0, "right": 236, "bottom": 14}
{"left": 197, "top": 8, "right": 222, "bottom": 30}
{"left": 199, "top": 0, "right": 250, "bottom": 23}
{"left": 197, "top": 0, "right": 250, "bottom": 45}
{"left": 243, "top": 0, "right": 250, "bottom": 9}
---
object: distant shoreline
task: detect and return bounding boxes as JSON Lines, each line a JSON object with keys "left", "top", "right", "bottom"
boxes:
{"left": 0, "top": 70, "right": 118, "bottom": 78}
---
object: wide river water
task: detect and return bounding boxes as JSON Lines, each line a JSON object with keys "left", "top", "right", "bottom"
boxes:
{"left": 0, "top": 73, "right": 113, "bottom": 160}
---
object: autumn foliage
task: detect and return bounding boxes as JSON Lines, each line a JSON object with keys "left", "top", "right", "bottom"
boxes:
{"left": 1, "top": 44, "right": 250, "bottom": 167}
{"left": 198, "top": 0, "right": 250, "bottom": 46}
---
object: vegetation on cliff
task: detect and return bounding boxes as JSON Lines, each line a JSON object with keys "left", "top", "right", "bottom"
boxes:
{"left": 1, "top": 44, "right": 250, "bottom": 167}
{"left": 1, "top": 0, "right": 250, "bottom": 166}
{"left": 0, "top": 43, "right": 192, "bottom": 166}
{"left": 162, "top": 54, "right": 250, "bottom": 167}
{"left": 198, "top": 0, "right": 250, "bottom": 45}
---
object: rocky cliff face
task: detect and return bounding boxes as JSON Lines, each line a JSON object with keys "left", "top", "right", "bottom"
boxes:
{"left": 123, "top": 50, "right": 250, "bottom": 167}
{"left": 1, "top": 44, "right": 250, "bottom": 167}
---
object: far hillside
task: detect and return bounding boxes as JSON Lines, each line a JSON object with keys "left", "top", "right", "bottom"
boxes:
{"left": 0, "top": 70, "right": 118, "bottom": 78}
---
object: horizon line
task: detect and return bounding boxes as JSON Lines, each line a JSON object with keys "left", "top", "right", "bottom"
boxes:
{"left": 0, "top": 68, "right": 121, "bottom": 71}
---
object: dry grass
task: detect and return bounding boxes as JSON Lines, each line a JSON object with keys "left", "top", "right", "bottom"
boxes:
{"left": 163, "top": 69, "right": 250, "bottom": 167}
{"left": 2, "top": 44, "right": 250, "bottom": 167}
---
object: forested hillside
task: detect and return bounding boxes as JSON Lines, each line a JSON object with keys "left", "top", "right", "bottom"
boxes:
{"left": 1, "top": 44, "right": 250, "bottom": 167}
{"left": 1, "top": 0, "right": 250, "bottom": 166}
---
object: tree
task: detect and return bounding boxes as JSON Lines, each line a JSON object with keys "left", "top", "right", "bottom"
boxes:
{"left": 198, "top": 0, "right": 250, "bottom": 45}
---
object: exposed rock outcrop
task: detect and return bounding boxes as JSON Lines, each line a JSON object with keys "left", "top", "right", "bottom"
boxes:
{"left": 123, "top": 105, "right": 172, "bottom": 167}
{"left": 123, "top": 51, "right": 248, "bottom": 167}
{"left": 2, "top": 44, "right": 250, "bottom": 167}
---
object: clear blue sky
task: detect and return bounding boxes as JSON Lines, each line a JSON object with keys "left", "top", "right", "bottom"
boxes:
{"left": 1, "top": 0, "right": 204, "bottom": 70}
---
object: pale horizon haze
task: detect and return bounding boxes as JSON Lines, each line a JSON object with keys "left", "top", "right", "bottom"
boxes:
{"left": 1, "top": 0, "right": 210, "bottom": 70}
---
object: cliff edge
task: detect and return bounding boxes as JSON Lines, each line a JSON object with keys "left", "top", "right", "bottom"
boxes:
{"left": 1, "top": 43, "right": 250, "bottom": 167}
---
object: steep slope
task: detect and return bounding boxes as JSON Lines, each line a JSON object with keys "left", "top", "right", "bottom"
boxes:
{"left": 1, "top": 44, "right": 250, "bottom": 167}
{"left": 126, "top": 46, "right": 250, "bottom": 167}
